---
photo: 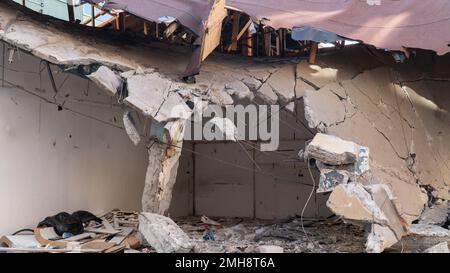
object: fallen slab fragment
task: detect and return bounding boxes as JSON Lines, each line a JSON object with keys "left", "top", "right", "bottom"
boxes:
{"left": 326, "top": 183, "right": 388, "bottom": 225}
{"left": 366, "top": 224, "right": 398, "bottom": 253}
{"left": 139, "top": 213, "right": 193, "bottom": 253}
{"left": 365, "top": 184, "right": 407, "bottom": 240}
{"left": 305, "top": 133, "right": 359, "bottom": 165}
{"left": 123, "top": 111, "right": 142, "bottom": 146}
{"left": 409, "top": 224, "right": 450, "bottom": 237}
{"left": 87, "top": 66, "right": 122, "bottom": 97}
{"left": 423, "top": 242, "right": 450, "bottom": 253}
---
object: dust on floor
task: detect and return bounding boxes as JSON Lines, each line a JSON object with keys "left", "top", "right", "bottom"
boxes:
{"left": 174, "top": 216, "right": 366, "bottom": 253}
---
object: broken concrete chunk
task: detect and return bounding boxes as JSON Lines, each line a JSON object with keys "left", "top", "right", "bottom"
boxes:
{"left": 306, "top": 133, "right": 359, "bottom": 165}
{"left": 365, "top": 184, "right": 406, "bottom": 240}
{"left": 418, "top": 203, "right": 449, "bottom": 226}
{"left": 139, "top": 213, "right": 193, "bottom": 253}
{"left": 258, "top": 245, "right": 284, "bottom": 253}
{"left": 123, "top": 111, "right": 141, "bottom": 146}
{"left": 423, "top": 242, "right": 450, "bottom": 253}
{"left": 87, "top": 66, "right": 122, "bottom": 97}
{"left": 366, "top": 224, "right": 398, "bottom": 253}
{"left": 409, "top": 224, "right": 450, "bottom": 237}
{"left": 317, "top": 169, "right": 349, "bottom": 193}
{"left": 326, "top": 183, "right": 388, "bottom": 225}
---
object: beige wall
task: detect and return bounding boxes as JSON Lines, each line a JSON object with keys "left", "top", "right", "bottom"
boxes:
{"left": 0, "top": 42, "right": 148, "bottom": 234}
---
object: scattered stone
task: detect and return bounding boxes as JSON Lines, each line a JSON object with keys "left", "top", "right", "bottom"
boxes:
{"left": 258, "top": 245, "right": 284, "bottom": 253}
{"left": 423, "top": 242, "right": 449, "bottom": 253}
{"left": 366, "top": 224, "right": 398, "bottom": 253}
{"left": 409, "top": 224, "right": 450, "bottom": 237}
{"left": 305, "top": 133, "right": 360, "bottom": 165}
{"left": 418, "top": 203, "right": 449, "bottom": 226}
{"left": 139, "top": 213, "right": 193, "bottom": 253}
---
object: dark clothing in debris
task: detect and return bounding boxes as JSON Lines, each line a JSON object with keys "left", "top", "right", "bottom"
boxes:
{"left": 37, "top": 211, "right": 102, "bottom": 236}
{"left": 38, "top": 212, "right": 84, "bottom": 236}
{"left": 72, "top": 210, "right": 102, "bottom": 224}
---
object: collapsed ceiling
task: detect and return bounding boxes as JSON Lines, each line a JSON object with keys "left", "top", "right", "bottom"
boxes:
{"left": 86, "top": 0, "right": 450, "bottom": 54}
{"left": 0, "top": 1, "right": 449, "bottom": 253}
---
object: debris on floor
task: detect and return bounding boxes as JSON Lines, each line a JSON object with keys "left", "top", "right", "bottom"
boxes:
{"left": 139, "top": 212, "right": 193, "bottom": 253}
{"left": 174, "top": 216, "right": 367, "bottom": 253}
{"left": 423, "top": 242, "right": 450, "bottom": 253}
{"left": 0, "top": 209, "right": 141, "bottom": 253}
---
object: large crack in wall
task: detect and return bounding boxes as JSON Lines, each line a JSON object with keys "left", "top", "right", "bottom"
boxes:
{"left": 298, "top": 48, "right": 450, "bottom": 252}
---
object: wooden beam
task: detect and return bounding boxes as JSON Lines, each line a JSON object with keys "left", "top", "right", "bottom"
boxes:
{"left": 83, "top": 10, "right": 106, "bottom": 25}
{"left": 97, "top": 15, "right": 117, "bottom": 28}
{"left": 143, "top": 21, "right": 149, "bottom": 36}
{"left": 263, "top": 27, "right": 272, "bottom": 56}
{"left": 183, "top": 0, "right": 227, "bottom": 78}
{"left": 228, "top": 13, "right": 241, "bottom": 52}
{"left": 163, "top": 21, "right": 179, "bottom": 38}
{"left": 118, "top": 12, "right": 126, "bottom": 32}
{"left": 91, "top": 5, "right": 95, "bottom": 27}
{"left": 241, "top": 30, "right": 253, "bottom": 57}
{"left": 308, "top": 41, "right": 318, "bottom": 64}
{"left": 67, "top": 3, "right": 75, "bottom": 22}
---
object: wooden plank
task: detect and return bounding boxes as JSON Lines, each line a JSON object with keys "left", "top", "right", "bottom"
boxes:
{"left": 105, "top": 245, "right": 125, "bottom": 253}
{"left": 97, "top": 15, "right": 117, "bottom": 28}
{"left": 164, "top": 21, "right": 179, "bottom": 38}
{"left": 143, "top": 21, "right": 149, "bottom": 36}
{"left": 241, "top": 29, "right": 253, "bottom": 56}
{"left": 308, "top": 42, "right": 319, "bottom": 64}
{"left": 228, "top": 13, "right": 241, "bottom": 52}
{"left": 101, "top": 217, "right": 114, "bottom": 230}
{"left": 80, "top": 240, "right": 115, "bottom": 252}
{"left": 201, "top": 0, "right": 227, "bottom": 61}
{"left": 65, "top": 233, "right": 96, "bottom": 242}
{"left": 85, "top": 227, "right": 121, "bottom": 235}
{"left": 263, "top": 27, "right": 272, "bottom": 56}
{"left": 109, "top": 227, "right": 134, "bottom": 245}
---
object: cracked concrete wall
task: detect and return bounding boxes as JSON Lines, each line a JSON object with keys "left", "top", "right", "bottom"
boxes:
{"left": 1, "top": 2, "right": 448, "bottom": 233}
{"left": 298, "top": 46, "right": 450, "bottom": 251}
{"left": 0, "top": 42, "right": 148, "bottom": 234}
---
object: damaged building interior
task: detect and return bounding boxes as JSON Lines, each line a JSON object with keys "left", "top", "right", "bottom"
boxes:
{"left": 0, "top": 0, "right": 449, "bottom": 254}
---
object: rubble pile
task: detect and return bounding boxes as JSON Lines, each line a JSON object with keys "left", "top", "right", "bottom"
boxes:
{"left": 175, "top": 216, "right": 366, "bottom": 253}
{"left": 0, "top": 210, "right": 141, "bottom": 253}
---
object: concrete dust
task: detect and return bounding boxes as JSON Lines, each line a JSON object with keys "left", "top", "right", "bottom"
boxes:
{"left": 174, "top": 216, "right": 366, "bottom": 253}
